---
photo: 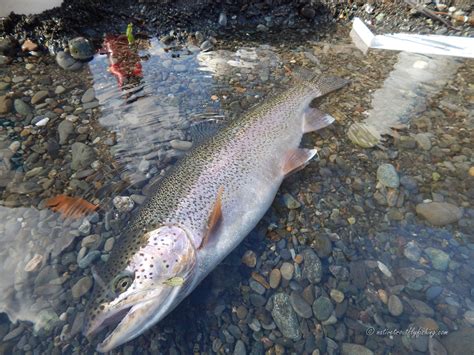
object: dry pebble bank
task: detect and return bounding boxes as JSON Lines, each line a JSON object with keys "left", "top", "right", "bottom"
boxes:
{"left": 0, "top": 7, "right": 473, "bottom": 355}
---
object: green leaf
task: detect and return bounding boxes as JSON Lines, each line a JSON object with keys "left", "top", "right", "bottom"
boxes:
{"left": 162, "top": 276, "right": 185, "bottom": 287}
{"left": 126, "top": 23, "right": 135, "bottom": 45}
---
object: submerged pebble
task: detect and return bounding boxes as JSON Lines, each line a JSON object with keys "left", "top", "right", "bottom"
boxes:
{"left": 271, "top": 293, "right": 301, "bottom": 340}
{"left": 113, "top": 196, "right": 135, "bottom": 213}
{"left": 377, "top": 164, "right": 400, "bottom": 188}
{"left": 416, "top": 202, "right": 462, "bottom": 226}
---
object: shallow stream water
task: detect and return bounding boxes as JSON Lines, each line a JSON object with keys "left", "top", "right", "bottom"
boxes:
{"left": 0, "top": 24, "right": 473, "bottom": 354}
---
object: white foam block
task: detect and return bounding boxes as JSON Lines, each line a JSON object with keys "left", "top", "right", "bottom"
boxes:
{"left": 351, "top": 17, "right": 474, "bottom": 58}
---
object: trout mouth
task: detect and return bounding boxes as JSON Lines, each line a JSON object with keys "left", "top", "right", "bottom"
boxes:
{"left": 94, "top": 286, "right": 183, "bottom": 353}
{"left": 84, "top": 306, "right": 132, "bottom": 339}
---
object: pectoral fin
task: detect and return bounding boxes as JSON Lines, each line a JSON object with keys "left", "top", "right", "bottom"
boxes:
{"left": 282, "top": 148, "right": 318, "bottom": 176}
{"left": 303, "top": 107, "right": 335, "bottom": 133}
{"left": 199, "top": 186, "right": 224, "bottom": 249}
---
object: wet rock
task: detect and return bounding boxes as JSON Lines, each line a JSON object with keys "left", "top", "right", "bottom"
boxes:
{"left": 282, "top": 193, "right": 301, "bottom": 209}
{"left": 24, "top": 254, "right": 43, "bottom": 272}
{"left": 31, "top": 90, "right": 48, "bottom": 105}
{"left": 269, "top": 269, "right": 281, "bottom": 289}
{"left": 377, "top": 261, "right": 392, "bottom": 278}
{"left": 415, "top": 316, "right": 439, "bottom": 331}
{"left": 233, "top": 340, "right": 246, "bottom": 355}
{"left": 280, "top": 262, "right": 294, "bottom": 280}
{"left": 312, "top": 296, "right": 333, "bottom": 321}
{"left": 415, "top": 133, "right": 432, "bottom": 150}
{"left": 68, "top": 37, "right": 94, "bottom": 60}
{"left": 104, "top": 237, "right": 115, "bottom": 252}
{"left": 8, "top": 181, "right": 42, "bottom": 194}
{"left": 388, "top": 295, "right": 403, "bottom": 316}
{"left": 83, "top": 101, "right": 99, "bottom": 110}
{"left": 290, "top": 291, "right": 312, "bottom": 318}
{"left": 0, "top": 37, "right": 17, "bottom": 56}
{"left": 347, "top": 122, "right": 381, "bottom": 148}
{"left": 350, "top": 261, "right": 367, "bottom": 289}
{"left": 55, "top": 85, "right": 66, "bottom": 95}
{"left": 21, "top": 39, "right": 38, "bottom": 52}
{"left": 200, "top": 40, "right": 213, "bottom": 52}
{"left": 242, "top": 250, "right": 257, "bottom": 268}
{"left": 271, "top": 293, "right": 301, "bottom": 340}
{"left": 0, "top": 95, "right": 12, "bottom": 114}
{"left": 56, "top": 51, "right": 83, "bottom": 71}
{"left": 218, "top": 12, "right": 228, "bottom": 26}
{"left": 14, "top": 99, "right": 32, "bottom": 116}
{"left": 302, "top": 249, "right": 322, "bottom": 284}
{"left": 300, "top": 5, "right": 316, "bottom": 19}
{"left": 81, "top": 234, "right": 101, "bottom": 249}
{"left": 78, "top": 219, "right": 91, "bottom": 235}
{"left": 441, "top": 328, "right": 474, "bottom": 355}
{"left": 0, "top": 82, "right": 10, "bottom": 91}
{"left": 113, "top": 196, "right": 135, "bottom": 212}
{"left": 36, "top": 309, "right": 60, "bottom": 334}
{"left": 330, "top": 289, "right": 345, "bottom": 303}
{"left": 397, "top": 135, "right": 416, "bottom": 149}
{"left": 58, "top": 120, "right": 74, "bottom": 144}
{"left": 416, "top": 202, "right": 462, "bottom": 226}
{"left": 12, "top": 75, "right": 27, "bottom": 83}
{"left": 428, "top": 338, "right": 447, "bottom": 355}
{"left": 34, "top": 117, "right": 49, "bottom": 127}
{"left": 341, "top": 343, "right": 374, "bottom": 355}
{"left": 71, "top": 142, "right": 96, "bottom": 171}
{"left": 311, "top": 234, "right": 332, "bottom": 258}
{"left": 424, "top": 247, "right": 450, "bottom": 271}
{"left": 81, "top": 88, "right": 95, "bottom": 103}
{"left": 249, "top": 279, "right": 265, "bottom": 295}
{"left": 2, "top": 325, "right": 24, "bottom": 341}
{"left": 464, "top": 311, "right": 474, "bottom": 325}
{"left": 256, "top": 24, "right": 268, "bottom": 32}
{"left": 403, "top": 241, "right": 421, "bottom": 261}
{"left": 78, "top": 250, "right": 101, "bottom": 268}
{"left": 170, "top": 140, "right": 192, "bottom": 151}
{"left": 249, "top": 294, "right": 266, "bottom": 307}
{"left": 71, "top": 276, "right": 92, "bottom": 299}
{"left": 426, "top": 286, "right": 443, "bottom": 300}
{"left": 377, "top": 164, "right": 400, "bottom": 188}
{"left": 410, "top": 299, "right": 434, "bottom": 317}
{"left": 0, "top": 55, "right": 10, "bottom": 65}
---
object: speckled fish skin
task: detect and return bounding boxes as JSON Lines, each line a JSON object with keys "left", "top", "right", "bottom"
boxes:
{"left": 83, "top": 73, "right": 348, "bottom": 352}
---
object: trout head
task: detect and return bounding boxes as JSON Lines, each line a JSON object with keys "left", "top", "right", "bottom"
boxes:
{"left": 83, "top": 225, "right": 197, "bottom": 352}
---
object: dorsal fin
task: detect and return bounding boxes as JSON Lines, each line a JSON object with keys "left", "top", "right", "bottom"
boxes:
{"left": 190, "top": 120, "right": 223, "bottom": 146}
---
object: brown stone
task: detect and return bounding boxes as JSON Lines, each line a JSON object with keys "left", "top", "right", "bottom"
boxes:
{"left": 0, "top": 95, "right": 12, "bottom": 114}
{"left": 21, "top": 39, "right": 38, "bottom": 52}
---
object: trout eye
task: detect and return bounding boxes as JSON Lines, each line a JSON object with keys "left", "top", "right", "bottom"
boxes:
{"left": 112, "top": 270, "right": 135, "bottom": 294}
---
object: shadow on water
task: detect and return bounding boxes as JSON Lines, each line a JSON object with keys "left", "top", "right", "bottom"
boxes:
{"left": 0, "top": 24, "right": 472, "bottom": 354}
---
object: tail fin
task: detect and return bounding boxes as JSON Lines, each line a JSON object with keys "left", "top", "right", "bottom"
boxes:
{"left": 291, "top": 67, "right": 350, "bottom": 97}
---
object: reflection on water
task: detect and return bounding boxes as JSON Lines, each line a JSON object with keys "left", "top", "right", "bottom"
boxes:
{"left": 0, "top": 26, "right": 472, "bottom": 354}
{"left": 90, "top": 38, "right": 283, "bottom": 186}
{"left": 347, "top": 52, "right": 461, "bottom": 147}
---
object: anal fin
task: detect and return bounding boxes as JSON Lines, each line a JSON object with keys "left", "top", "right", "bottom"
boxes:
{"left": 199, "top": 186, "right": 224, "bottom": 249}
{"left": 303, "top": 107, "right": 335, "bottom": 133}
{"left": 282, "top": 148, "right": 318, "bottom": 176}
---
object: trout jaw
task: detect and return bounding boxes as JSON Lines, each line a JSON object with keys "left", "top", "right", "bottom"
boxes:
{"left": 96, "top": 285, "right": 183, "bottom": 352}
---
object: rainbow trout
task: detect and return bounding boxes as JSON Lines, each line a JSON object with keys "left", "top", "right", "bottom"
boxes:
{"left": 83, "top": 72, "right": 348, "bottom": 352}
